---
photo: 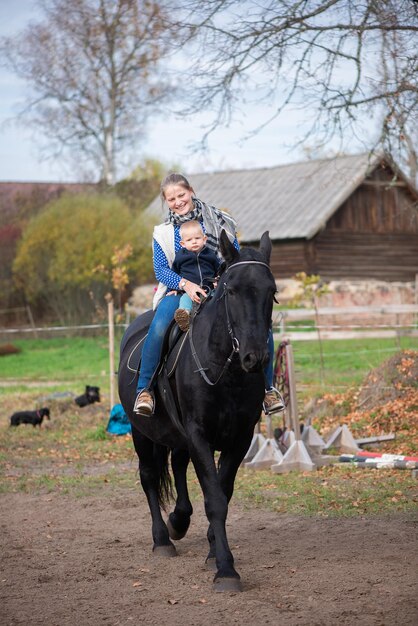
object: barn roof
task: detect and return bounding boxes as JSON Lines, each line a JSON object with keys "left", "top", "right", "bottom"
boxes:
{"left": 145, "top": 152, "right": 414, "bottom": 242}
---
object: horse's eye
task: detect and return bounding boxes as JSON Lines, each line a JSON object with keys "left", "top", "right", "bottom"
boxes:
{"left": 227, "top": 287, "right": 236, "bottom": 297}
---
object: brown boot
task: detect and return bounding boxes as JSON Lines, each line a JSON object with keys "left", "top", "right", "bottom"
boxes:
{"left": 263, "top": 389, "right": 285, "bottom": 415}
{"left": 133, "top": 390, "right": 154, "bottom": 417}
{"left": 174, "top": 308, "right": 190, "bottom": 332}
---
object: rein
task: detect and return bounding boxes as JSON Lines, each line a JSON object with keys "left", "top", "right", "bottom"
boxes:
{"left": 188, "top": 260, "right": 272, "bottom": 386}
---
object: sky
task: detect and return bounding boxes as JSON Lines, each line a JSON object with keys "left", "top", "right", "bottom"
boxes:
{"left": 0, "top": 0, "right": 367, "bottom": 183}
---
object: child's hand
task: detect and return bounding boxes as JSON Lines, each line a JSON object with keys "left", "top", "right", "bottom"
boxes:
{"left": 166, "top": 290, "right": 177, "bottom": 296}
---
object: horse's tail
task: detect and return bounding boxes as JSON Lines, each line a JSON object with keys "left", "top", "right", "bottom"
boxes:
{"left": 154, "top": 443, "right": 174, "bottom": 510}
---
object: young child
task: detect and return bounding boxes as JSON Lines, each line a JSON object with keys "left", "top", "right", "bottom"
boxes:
{"left": 171, "top": 220, "right": 220, "bottom": 331}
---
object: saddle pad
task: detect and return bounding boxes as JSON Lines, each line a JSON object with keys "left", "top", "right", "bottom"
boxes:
{"left": 127, "top": 332, "right": 148, "bottom": 373}
{"left": 121, "top": 309, "right": 155, "bottom": 374}
{"left": 165, "top": 331, "right": 189, "bottom": 378}
{"left": 122, "top": 310, "right": 188, "bottom": 378}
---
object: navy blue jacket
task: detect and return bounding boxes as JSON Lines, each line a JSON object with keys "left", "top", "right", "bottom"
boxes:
{"left": 172, "top": 246, "right": 220, "bottom": 288}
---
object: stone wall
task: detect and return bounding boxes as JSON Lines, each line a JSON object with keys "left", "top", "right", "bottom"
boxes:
{"left": 277, "top": 279, "right": 417, "bottom": 328}
{"left": 276, "top": 279, "right": 416, "bottom": 307}
{"left": 128, "top": 279, "right": 417, "bottom": 319}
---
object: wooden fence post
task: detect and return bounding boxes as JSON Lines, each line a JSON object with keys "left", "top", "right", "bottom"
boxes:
{"left": 271, "top": 341, "right": 315, "bottom": 473}
{"left": 105, "top": 294, "right": 115, "bottom": 409}
{"left": 26, "top": 305, "right": 38, "bottom": 339}
{"left": 285, "top": 342, "right": 301, "bottom": 440}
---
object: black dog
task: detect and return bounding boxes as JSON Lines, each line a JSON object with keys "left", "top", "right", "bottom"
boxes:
{"left": 75, "top": 385, "right": 101, "bottom": 407}
{"left": 10, "top": 407, "right": 50, "bottom": 427}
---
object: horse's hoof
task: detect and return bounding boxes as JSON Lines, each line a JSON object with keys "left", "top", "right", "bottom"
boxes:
{"left": 152, "top": 544, "right": 177, "bottom": 557}
{"left": 167, "top": 515, "right": 190, "bottom": 541}
{"left": 213, "top": 577, "right": 243, "bottom": 593}
{"left": 205, "top": 557, "right": 217, "bottom": 571}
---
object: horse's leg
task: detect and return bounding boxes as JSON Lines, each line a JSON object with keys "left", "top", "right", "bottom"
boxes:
{"left": 131, "top": 428, "right": 176, "bottom": 557}
{"left": 206, "top": 440, "right": 253, "bottom": 575}
{"left": 167, "top": 448, "right": 193, "bottom": 540}
{"left": 188, "top": 433, "right": 242, "bottom": 592}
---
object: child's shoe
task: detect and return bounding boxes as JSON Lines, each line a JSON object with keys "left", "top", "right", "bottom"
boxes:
{"left": 174, "top": 309, "right": 190, "bottom": 332}
{"left": 263, "top": 388, "right": 285, "bottom": 414}
{"left": 133, "top": 390, "right": 154, "bottom": 416}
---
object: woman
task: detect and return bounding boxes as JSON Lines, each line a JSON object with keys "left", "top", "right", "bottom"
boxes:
{"left": 134, "top": 172, "right": 283, "bottom": 417}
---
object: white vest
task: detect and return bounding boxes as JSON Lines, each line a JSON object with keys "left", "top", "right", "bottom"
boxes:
{"left": 152, "top": 223, "right": 176, "bottom": 310}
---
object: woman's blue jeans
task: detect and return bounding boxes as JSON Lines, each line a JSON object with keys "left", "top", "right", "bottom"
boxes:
{"left": 137, "top": 294, "right": 181, "bottom": 392}
{"left": 265, "top": 327, "right": 274, "bottom": 390}
{"left": 136, "top": 294, "right": 275, "bottom": 392}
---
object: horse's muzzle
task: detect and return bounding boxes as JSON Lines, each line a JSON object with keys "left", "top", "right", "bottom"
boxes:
{"left": 241, "top": 350, "right": 269, "bottom": 373}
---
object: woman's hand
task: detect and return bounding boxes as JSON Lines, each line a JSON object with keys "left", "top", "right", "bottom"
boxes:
{"left": 183, "top": 280, "right": 207, "bottom": 303}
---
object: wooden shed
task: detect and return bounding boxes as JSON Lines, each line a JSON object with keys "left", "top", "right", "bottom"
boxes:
{"left": 146, "top": 153, "right": 418, "bottom": 282}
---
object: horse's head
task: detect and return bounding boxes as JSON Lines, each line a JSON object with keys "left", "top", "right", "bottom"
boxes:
{"left": 219, "top": 230, "right": 276, "bottom": 373}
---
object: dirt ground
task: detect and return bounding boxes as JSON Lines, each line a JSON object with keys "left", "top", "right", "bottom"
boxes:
{"left": 1, "top": 487, "right": 417, "bottom": 626}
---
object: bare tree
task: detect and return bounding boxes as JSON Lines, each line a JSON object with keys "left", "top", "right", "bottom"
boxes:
{"left": 179, "top": 0, "right": 418, "bottom": 180}
{"left": 1, "top": 0, "right": 179, "bottom": 184}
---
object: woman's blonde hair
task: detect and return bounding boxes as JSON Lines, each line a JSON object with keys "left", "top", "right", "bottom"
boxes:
{"left": 179, "top": 220, "right": 204, "bottom": 238}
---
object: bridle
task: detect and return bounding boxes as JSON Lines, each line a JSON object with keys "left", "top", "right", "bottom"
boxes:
{"left": 188, "top": 260, "right": 273, "bottom": 386}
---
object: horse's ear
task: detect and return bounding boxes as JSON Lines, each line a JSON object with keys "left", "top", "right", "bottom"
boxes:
{"left": 259, "top": 231, "right": 272, "bottom": 265}
{"left": 220, "top": 229, "right": 239, "bottom": 264}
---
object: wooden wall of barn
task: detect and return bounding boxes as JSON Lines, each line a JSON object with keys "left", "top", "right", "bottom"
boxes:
{"left": 266, "top": 166, "right": 418, "bottom": 282}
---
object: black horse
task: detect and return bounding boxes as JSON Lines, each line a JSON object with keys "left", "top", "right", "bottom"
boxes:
{"left": 118, "top": 231, "right": 276, "bottom": 592}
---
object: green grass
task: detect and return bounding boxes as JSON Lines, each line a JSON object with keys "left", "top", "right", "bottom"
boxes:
{"left": 290, "top": 336, "right": 417, "bottom": 396}
{"left": 1, "top": 334, "right": 416, "bottom": 395}
{"left": 0, "top": 334, "right": 126, "bottom": 395}
{"left": 0, "top": 399, "right": 136, "bottom": 496}
{"left": 0, "top": 397, "right": 416, "bottom": 515}
{"left": 0, "top": 336, "right": 112, "bottom": 380}
{"left": 0, "top": 334, "right": 417, "bottom": 515}
{"left": 234, "top": 465, "right": 417, "bottom": 516}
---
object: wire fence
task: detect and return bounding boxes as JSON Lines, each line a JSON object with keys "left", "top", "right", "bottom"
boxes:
{"left": 1, "top": 309, "right": 417, "bottom": 397}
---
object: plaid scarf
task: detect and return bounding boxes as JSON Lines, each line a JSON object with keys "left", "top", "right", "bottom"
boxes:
{"left": 166, "top": 197, "right": 236, "bottom": 254}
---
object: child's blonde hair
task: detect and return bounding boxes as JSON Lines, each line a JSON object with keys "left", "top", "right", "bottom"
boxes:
{"left": 179, "top": 220, "right": 204, "bottom": 238}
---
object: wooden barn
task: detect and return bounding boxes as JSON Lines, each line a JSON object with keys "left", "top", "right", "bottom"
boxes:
{"left": 146, "top": 153, "right": 418, "bottom": 282}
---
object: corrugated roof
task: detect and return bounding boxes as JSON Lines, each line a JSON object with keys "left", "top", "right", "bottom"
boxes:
{"left": 145, "top": 153, "right": 386, "bottom": 242}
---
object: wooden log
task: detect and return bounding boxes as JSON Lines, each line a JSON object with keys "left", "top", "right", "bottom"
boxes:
{"left": 355, "top": 434, "right": 396, "bottom": 446}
